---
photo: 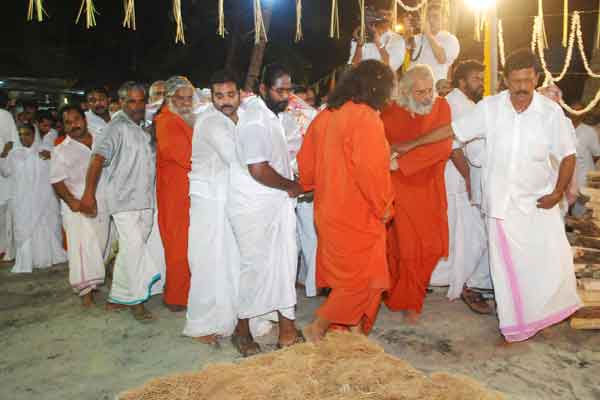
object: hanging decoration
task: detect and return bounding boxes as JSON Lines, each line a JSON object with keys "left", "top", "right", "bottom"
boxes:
{"left": 537, "top": 0, "right": 548, "bottom": 49}
{"left": 76, "top": 0, "right": 99, "bottom": 29}
{"left": 359, "top": 0, "right": 366, "bottom": 44}
{"left": 123, "top": 0, "right": 136, "bottom": 30}
{"left": 498, "top": 19, "right": 505, "bottom": 68}
{"left": 440, "top": 0, "right": 450, "bottom": 32}
{"left": 329, "top": 0, "right": 340, "bottom": 39}
{"left": 395, "top": 0, "right": 428, "bottom": 12}
{"left": 173, "top": 0, "right": 185, "bottom": 44}
{"left": 253, "top": 0, "right": 267, "bottom": 44}
{"left": 596, "top": 0, "right": 600, "bottom": 48}
{"left": 27, "top": 0, "right": 46, "bottom": 22}
{"left": 295, "top": 0, "right": 303, "bottom": 42}
{"left": 217, "top": 0, "right": 225, "bottom": 38}
{"left": 562, "top": 0, "right": 568, "bottom": 47}
{"left": 391, "top": 0, "right": 397, "bottom": 30}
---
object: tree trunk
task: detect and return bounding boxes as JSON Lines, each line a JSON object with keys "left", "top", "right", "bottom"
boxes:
{"left": 244, "top": 4, "right": 273, "bottom": 92}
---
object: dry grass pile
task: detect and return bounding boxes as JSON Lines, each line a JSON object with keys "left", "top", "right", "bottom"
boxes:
{"left": 119, "top": 332, "right": 504, "bottom": 400}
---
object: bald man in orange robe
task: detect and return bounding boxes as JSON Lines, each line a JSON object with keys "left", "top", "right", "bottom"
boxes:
{"left": 155, "top": 77, "right": 195, "bottom": 311}
{"left": 298, "top": 60, "right": 395, "bottom": 341}
{"left": 381, "top": 65, "right": 452, "bottom": 323}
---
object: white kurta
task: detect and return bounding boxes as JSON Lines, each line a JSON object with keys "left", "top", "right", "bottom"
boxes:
{"left": 183, "top": 106, "right": 241, "bottom": 338}
{"left": 452, "top": 91, "right": 582, "bottom": 342}
{"left": 574, "top": 123, "right": 600, "bottom": 192}
{"left": 0, "top": 109, "right": 17, "bottom": 260}
{"left": 0, "top": 145, "right": 66, "bottom": 273}
{"left": 409, "top": 31, "right": 460, "bottom": 82}
{"left": 228, "top": 97, "right": 297, "bottom": 321}
{"left": 430, "top": 89, "right": 491, "bottom": 298}
{"left": 49, "top": 136, "right": 108, "bottom": 295}
{"left": 348, "top": 30, "right": 407, "bottom": 72}
{"left": 85, "top": 110, "right": 109, "bottom": 140}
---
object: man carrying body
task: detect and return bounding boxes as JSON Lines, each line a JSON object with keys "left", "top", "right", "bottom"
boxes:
{"left": 85, "top": 88, "right": 111, "bottom": 139}
{"left": 298, "top": 60, "right": 395, "bottom": 341}
{"left": 381, "top": 64, "right": 453, "bottom": 323}
{"left": 154, "top": 76, "right": 195, "bottom": 312}
{"left": 429, "top": 60, "right": 493, "bottom": 313}
{"left": 50, "top": 105, "right": 108, "bottom": 307}
{"left": 80, "top": 81, "right": 161, "bottom": 321}
{"left": 183, "top": 70, "right": 243, "bottom": 347}
{"left": 394, "top": 49, "right": 581, "bottom": 342}
{"left": 228, "top": 64, "right": 303, "bottom": 351}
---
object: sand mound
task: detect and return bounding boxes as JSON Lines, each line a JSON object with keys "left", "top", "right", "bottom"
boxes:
{"left": 119, "top": 332, "right": 504, "bottom": 400}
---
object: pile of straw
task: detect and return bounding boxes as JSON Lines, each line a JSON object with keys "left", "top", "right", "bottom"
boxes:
{"left": 119, "top": 332, "right": 504, "bottom": 400}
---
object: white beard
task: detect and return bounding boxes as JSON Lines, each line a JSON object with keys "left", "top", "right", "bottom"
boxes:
{"left": 407, "top": 96, "right": 433, "bottom": 116}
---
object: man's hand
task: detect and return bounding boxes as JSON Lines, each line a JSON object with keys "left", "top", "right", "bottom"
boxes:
{"left": 465, "top": 176, "right": 472, "bottom": 201}
{"left": 352, "top": 27, "right": 364, "bottom": 44}
{"left": 79, "top": 192, "right": 98, "bottom": 217}
{"left": 372, "top": 26, "right": 382, "bottom": 47}
{"left": 422, "top": 19, "right": 432, "bottom": 37}
{"left": 391, "top": 141, "right": 416, "bottom": 156}
{"left": 536, "top": 191, "right": 563, "bottom": 209}
{"left": 1, "top": 141, "right": 13, "bottom": 158}
{"left": 67, "top": 199, "right": 82, "bottom": 213}
{"left": 39, "top": 150, "right": 51, "bottom": 160}
{"left": 286, "top": 181, "right": 304, "bottom": 198}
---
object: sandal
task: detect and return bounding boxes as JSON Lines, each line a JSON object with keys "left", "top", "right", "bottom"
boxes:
{"left": 276, "top": 329, "right": 306, "bottom": 349}
{"left": 231, "top": 334, "right": 261, "bottom": 357}
{"left": 461, "top": 288, "right": 493, "bottom": 315}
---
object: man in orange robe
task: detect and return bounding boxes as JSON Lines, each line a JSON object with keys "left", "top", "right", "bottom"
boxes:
{"left": 298, "top": 60, "right": 395, "bottom": 341}
{"left": 381, "top": 64, "right": 452, "bottom": 323}
{"left": 154, "top": 76, "right": 195, "bottom": 311}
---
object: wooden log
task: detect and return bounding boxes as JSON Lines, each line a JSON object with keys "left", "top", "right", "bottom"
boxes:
{"left": 578, "top": 289, "right": 600, "bottom": 306}
{"left": 570, "top": 307, "right": 600, "bottom": 330}
{"left": 567, "top": 233, "right": 600, "bottom": 248}
{"left": 573, "top": 247, "right": 600, "bottom": 264}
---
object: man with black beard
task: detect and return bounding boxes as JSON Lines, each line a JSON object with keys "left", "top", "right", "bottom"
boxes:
{"left": 429, "top": 60, "right": 493, "bottom": 314}
{"left": 227, "top": 64, "right": 304, "bottom": 353}
{"left": 85, "top": 88, "right": 111, "bottom": 140}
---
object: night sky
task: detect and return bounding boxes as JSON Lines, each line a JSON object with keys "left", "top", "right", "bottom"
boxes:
{"left": 0, "top": 0, "right": 598, "bottom": 101}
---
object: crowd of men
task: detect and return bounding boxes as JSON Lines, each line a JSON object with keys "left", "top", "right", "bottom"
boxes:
{"left": 0, "top": 0, "right": 593, "bottom": 356}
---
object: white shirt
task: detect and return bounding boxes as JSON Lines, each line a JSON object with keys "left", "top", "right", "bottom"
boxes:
{"left": 452, "top": 91, "right": 576, "bottom": 219}
{"left": 410, "top": 31, "right": 460, "bottom": 82}
{"left": 49, "top": 135, "right": 93, "bottom": 200}
{"left": 574, "top": 123, "right": 600, "bottom": 191}
{"left": 190, "top": 105, "right": 239, "bottom": 186}
{"left": 348, "top": 30, "right": 407, "bottom": 72}
{"left": 0, "top": 109, "right": 18, "bottom": 204}
{"left": 85, "top": 110, "right": 109, "bottom": 140}
{"left": 40, "top": 129, "right": 58, "bottom": 151}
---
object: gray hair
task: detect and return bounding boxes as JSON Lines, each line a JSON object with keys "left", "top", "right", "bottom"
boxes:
{"left": 165, "top": 76, "right": 194, "bottom": 98}
{"left": 149, "top": 80, "right": 166, "bottom": 98}
{"left": 395, "top": 64, "right": 435, "bottom": 108}
{"left": 118, "top": 81, "right": 146, "bottom": 102}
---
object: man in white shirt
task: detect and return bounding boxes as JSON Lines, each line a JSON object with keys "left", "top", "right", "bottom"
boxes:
{"left": 36, "top": 112, "right": 58, "bottom": 155}
{"left": 50, "top": 105, "right": 108, "bottom": 307}
{"left": 85, "top": 87, "right": 111, "bottom": 139}
{"left": 349, "top": 7, "right": 406, "bottom": 73}
{"left": 183, "top": 70, "right": 243, "bottom": 349}
{"left": 228, "top": 64, "right": 304, "bottom": 350}
{"left": 574, "top": 121, "right": 600, "bottom": 192}
{"left": 429, "top": 60, "right": 492, "bottom": 313}
{"left": 409, "top": 3, "right": 460, "bottom": 83}
{"left": 395, "top": 49, "right": 581, "bottom": 343}
{"left": 0, "top": 91, "right": 18, "bottom": 261}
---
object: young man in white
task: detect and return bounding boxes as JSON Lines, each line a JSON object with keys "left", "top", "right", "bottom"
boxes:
{"left": 50, "top": 105, "right": 109, "bottom": 307}
{"left": 183, "top": 70, "right": 242, "bottom": 348}
{"left": 228, "top": 64, "right": 304, "bottom": 350}
{"left": 85, "top": 87, "right": 111, "bottom": 139}
{"left": 409, "top": 3, "right": 460, "bottom": 83}
{"left": 395, "top": 49, "right": 581, "bottom": 343}
{"left": 429, "top": 60, "right": 492, "bottom": 313}
{"left": 0, "top": 91, "right": 18, "bottom": 261}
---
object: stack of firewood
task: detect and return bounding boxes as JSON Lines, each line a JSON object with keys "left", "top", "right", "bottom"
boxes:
{"left": 567, "top": 171, "right": 600, "bottom": 329}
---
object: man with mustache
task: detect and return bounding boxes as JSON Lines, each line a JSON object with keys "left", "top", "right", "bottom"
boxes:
{"left": 393, "top": 49, "right": 581, "bottom": 343}
{"left": 227, "top": 64, "right": 304, "bottom": 350}
{"left": 429, "top": 60, "right": 493, "bottom": 313}
{"left": 85, "top": 87, "right": 111, "bottom": 139}
{"left": 183, "top": 70, "right": 244, "bottom": 348}
{"left": 79, "top": 81, "right": 161, "bottom": 321}
{"left": 154, "top": 76, "right": 195, "bottom": 312}
{"left": 50, "top": 105, "right": 108, "bottom": 307}
{"left": 380, "top": 64, "right": 452, "bottom": 324}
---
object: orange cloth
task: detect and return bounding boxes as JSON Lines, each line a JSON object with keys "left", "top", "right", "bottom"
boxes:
{"left": 381, "top": 98, "right": 452, "bottom": 313}
{"left": 297, "top": 101, "right": 394, "bottom": 333}
{"left": 55, "top": 135, "right": 66, "bottom": 145}
{"left": 155, "top": 107, "right": 192, "bottom": 307}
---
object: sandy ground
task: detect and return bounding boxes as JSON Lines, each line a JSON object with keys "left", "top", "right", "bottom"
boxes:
{"left": 1, "top": 262, "right": 598, "bottom": 400}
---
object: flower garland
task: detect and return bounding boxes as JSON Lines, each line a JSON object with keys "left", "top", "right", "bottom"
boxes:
{"left": 295, "top": 0, "right": 303, "bottom": 42}
{"left": 173, "top": 0, "right": 185, "bottom": 44}
{"left": 217, "top": 0, "right": 225, "bottom": 38}
{"left": 395, "top": 0, "right": 428, "bottom": 13}
{"left": 27, "top": 0, "right": 46, "bottom": 22}
{"left": 76, "top": 0, "right": 98, "bottom": 29}
{"left": 329, "top": 0, "right": 340, "bottom": 39}
{"left": 123, "top": 0, "right": 136, "bottom": 30}
{"left": 498, "top": 19, "right": 505, "bottom": 68}
{"left": 254, "top": 0, "right": 267, "bottom": 44}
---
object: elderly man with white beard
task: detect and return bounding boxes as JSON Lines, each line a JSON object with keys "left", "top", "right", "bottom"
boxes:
{"left": 154, "top": 76, "right": 195, "bottom": 312}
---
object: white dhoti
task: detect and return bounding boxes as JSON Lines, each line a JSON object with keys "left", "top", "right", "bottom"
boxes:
{"left": 108, "top": 209, "right": 161, "bottom": 305}
{"left": 488, "top": 205, "right": 581, "bottom": 342}
{"left": 146, "top": 206, "right": 166, "bottom": 296}
{"left": 62, "top": 207, "right": 107, "bottom": 296}
{"left": 0, "top": 202, "right": 14, "bottom": 260}
{"left": 229, "top": 193, "right": 297, "bottom": 321}
{"left": 184, "top": 182, "right": 239, "bottom": 337}
{"left": 296, "top": 200, "right": 318, "bottom": 297}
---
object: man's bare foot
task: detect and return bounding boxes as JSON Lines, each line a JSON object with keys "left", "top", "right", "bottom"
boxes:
{"left": 231, "top": 334, "right": 261, "bottom": 357}
{"left": 81, "top": 292, "right": 95, "bottom": 308}
{"left": 461, "top": 287, "right": 494, "bottom": 315}
{"left": 349, "top": 325, "right": 364, "bottom": 335}
{"left": 302, "top": 324, "right": 323, "bottom": 343}
{"left": 404, "top": 310, "right": 420, "bottom": 324}
{"left": 131, "top": 304, "right": 155, "bottom": 321}
{"left": 164, "top": 304, "right": 187, "bottom": 313}
{"left": 194, "top": 334, "right": 219, "bottom": 345}
{"left": 105, "top": 302, "right": 128, "bottom": 312}
{"left": 277, "top": 313, "right": 303, "bottom": 348}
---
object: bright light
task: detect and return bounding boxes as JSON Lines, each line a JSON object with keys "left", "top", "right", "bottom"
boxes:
{"left": 465, "top": 0, "right": 495, "bottom": 10}
{"left": 63, "top": 98, "right": 68, "bottom": 104}
{"left": 394, "top": 23, "right": 404, "bottom": 33}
